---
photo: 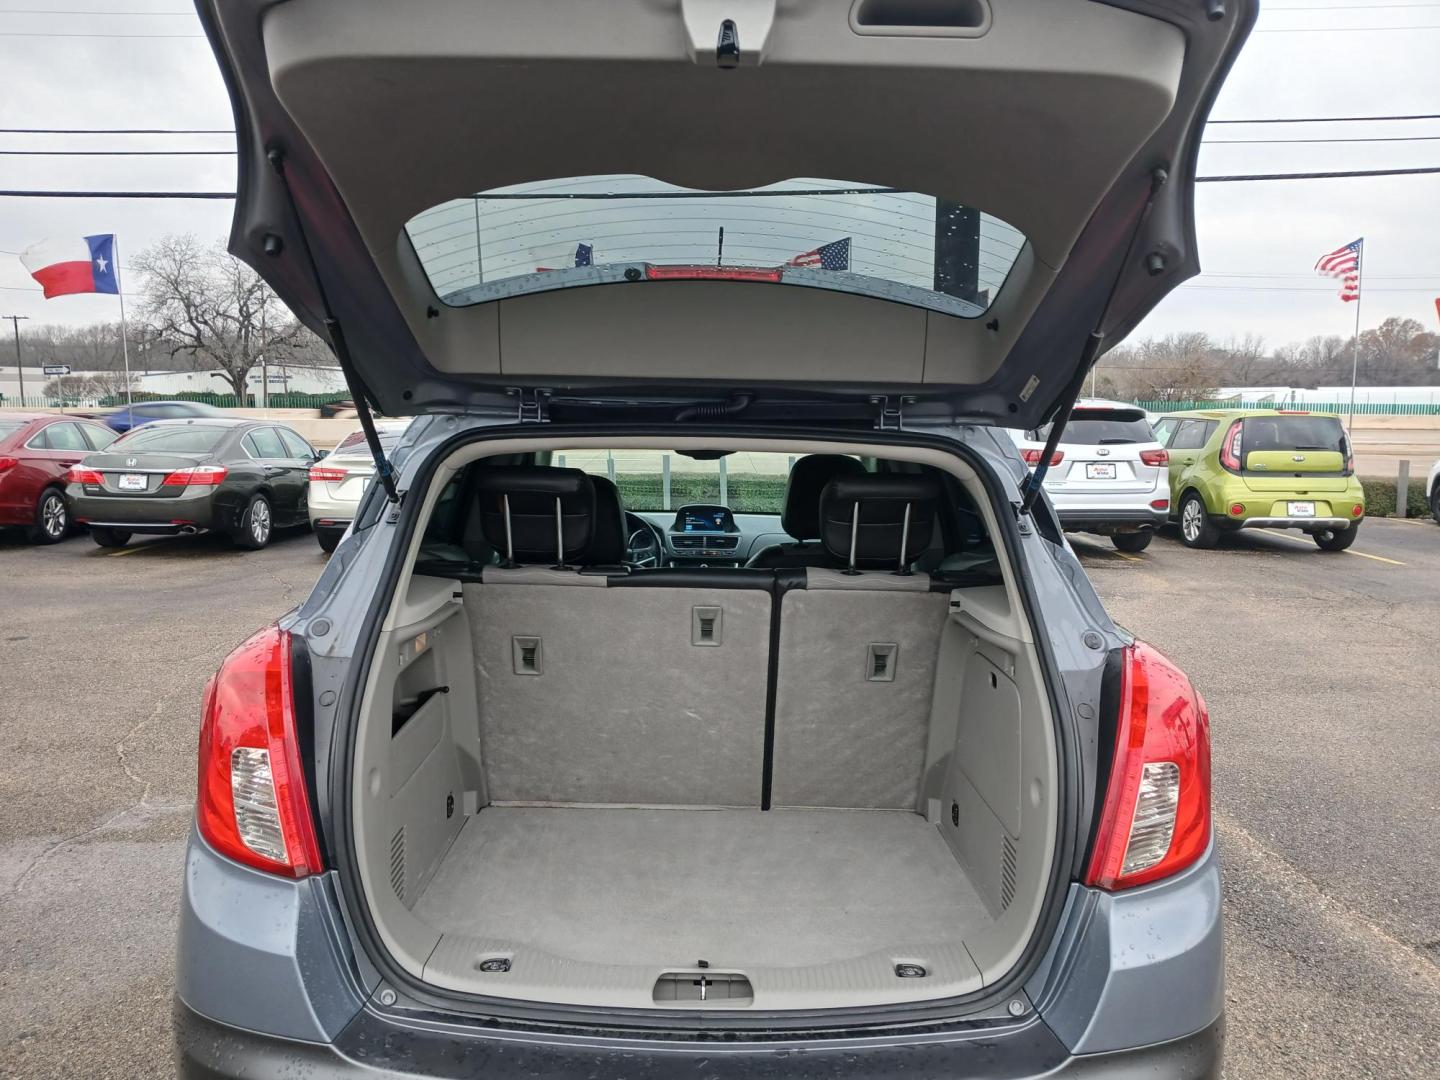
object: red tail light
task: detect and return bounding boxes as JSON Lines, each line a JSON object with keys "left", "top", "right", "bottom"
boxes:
{"left": 1218, "top": 421, "right": 1243, "bottom": 472}
{"left": 66, "top": 465, "right": 105, "bottom": 485}
{"left": 197, "top": 626, "right": 323, "bottom": 878}
{"left": 645, "top": 265, "right": 784, "bottom": 283}
{"left": 1020, "top": 449, "right": 1065, "bottom": 466}
{"left": 308, "top": 465, "right": 349, "bottom": 483}
{"left": 161, "top": 465, "right": 227, "bottom": 487}
{"left": 1139, "top": 448, "right": 1169, "bottom": 467}
{"left": 1085, "top": 641, "right": 1211, "bottom": 891}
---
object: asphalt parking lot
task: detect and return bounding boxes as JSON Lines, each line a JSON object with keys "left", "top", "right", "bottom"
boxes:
{"left": 2, "top": 517, "right": 1438, "bottom": 1078}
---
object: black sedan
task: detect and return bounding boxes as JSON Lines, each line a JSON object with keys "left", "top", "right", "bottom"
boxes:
{"left": 65, "top": 418, "right": 320, "bottom": 550}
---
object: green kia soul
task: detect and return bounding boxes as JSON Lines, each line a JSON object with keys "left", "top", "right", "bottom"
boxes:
{"left": 1153, "top": 409, "right": 1365, "bottom": 550}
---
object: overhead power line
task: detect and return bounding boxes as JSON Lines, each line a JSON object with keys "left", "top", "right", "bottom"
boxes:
{"left": 0, "top": 31, "right": 204, "bottom": 37}
{"left": 0, "top": 189, "right": 236, "bottom": 198}
{"left": 0, "top": 149, "right": 235, "bottom": 156}
{"left": 1209, "top": 113, "right": 1440, "bottom": 124}
{"left": 1196, "top": 165, "right": 1440, "bottom": 181}
{"left": 0, "top": 127, "right": 233, "bottom": 134}
{"left": 1204, "top": 135, "right": 1440, "bottom": 144}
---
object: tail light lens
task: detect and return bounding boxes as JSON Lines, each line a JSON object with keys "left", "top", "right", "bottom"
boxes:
{"left": 1149, "top": 498, "right": 1170, "bottom": 510}
{"left": 308, "top": 465, "right": 349, "bottom": 483}
{"left": 65, "top": 465, "right": 105, "bottom": 485}
{"left": 161, "top": 465, "right": 227, "bottom": 487}
{"left": 1139, "top": 448, "right": 1169, "bottom": 467}
{"left": 1020, "top": 449, "right": 1065, "bottom": 466}
{"left": 1085, "top": 641, "right": 1211, "bottom": 891}
{"left": 196, "top": 626, "right": 323, "bottom": 878}
{"left": 1218, "top": 421, "right": 1243, "bottom": 472}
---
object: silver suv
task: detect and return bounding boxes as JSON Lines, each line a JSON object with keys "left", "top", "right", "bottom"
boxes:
{"left": 1008, "top": 401, "right": 1170, "bottom": 553}
{"left": 176, "top": 2, "right": 1249, "bottom": 1076}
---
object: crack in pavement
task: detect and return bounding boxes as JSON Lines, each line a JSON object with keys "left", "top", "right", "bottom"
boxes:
{"left": 4, "top": 701, "right": 177, "bottom": 900}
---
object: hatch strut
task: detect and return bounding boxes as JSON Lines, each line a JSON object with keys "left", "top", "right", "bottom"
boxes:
{"left": 1019, "top": 167, "right": 1170, "bottom": 516}
{"left": 266, "top": 147, "right": 400, "bottom": 504}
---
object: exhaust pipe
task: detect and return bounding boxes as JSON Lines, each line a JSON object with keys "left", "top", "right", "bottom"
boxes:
{"left": 178, "top": 525, "right": 199, "bottom": 535}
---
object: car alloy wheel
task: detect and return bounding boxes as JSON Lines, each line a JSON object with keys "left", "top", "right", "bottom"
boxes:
{"left": 251, "top": 498, "right": 272, "bottom": 545}
{"left": 1181, "top": 500, "right": 1202, "bottom": 542}
{"left": 39, "top": 491, "right": 68, "bottom": 541}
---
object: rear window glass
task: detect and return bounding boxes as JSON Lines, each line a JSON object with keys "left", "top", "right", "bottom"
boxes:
{"left": 114, "top": 425, "right": 226, "bottom": 453}
{"left": 405, "top": 175, "right": 1025, "bottom": 318}
{"left": 335, "top": 428, "right": 403, "bottom": 454}
{"left": 1242, "top": 415, "right": 1345, "bottom": 452}
{"left": 1028, "top": 417, "right": 1153, "bottom": 444}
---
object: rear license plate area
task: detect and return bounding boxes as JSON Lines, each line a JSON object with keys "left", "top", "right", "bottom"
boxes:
{"left": 118, "top": 473, "right": 147, "bottom": 491}
{"left": 1288, "top": 501, "right": 1315, "bottom": 517}
{"left": 1084, "top": 462, "right": 1117, "bottom": 480}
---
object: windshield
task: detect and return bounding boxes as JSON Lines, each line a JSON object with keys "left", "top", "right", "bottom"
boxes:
{"left": 1242, "top": 415, "right": 1345, "bottom": 452}
{"left": 1029, "top": 417, "right": 1154, "bottom": 445}
{"left": 406, "top": 175, "right": 1024, "bottom": 318}
{"left": 113, "top": 425, "right": 227, "bottom": 454}
{"left": 553, "top": 450, "right": 816, "bottom": 514}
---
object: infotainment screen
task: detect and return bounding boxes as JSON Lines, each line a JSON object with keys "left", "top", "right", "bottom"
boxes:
{"left": 677, "top": 506, "right": 732, "bottom": 533}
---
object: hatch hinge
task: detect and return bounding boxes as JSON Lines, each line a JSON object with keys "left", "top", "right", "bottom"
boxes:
{"left": 265, "top": 146, "right": 399, "bottom": 504}
{"left": 872, "top": 395, "right": 914, "bottom": 432}
{"left": 507, "top": 387, "right": 552, "bottom": 424}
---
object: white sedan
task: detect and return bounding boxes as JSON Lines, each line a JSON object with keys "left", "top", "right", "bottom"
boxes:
{"left": 308, "top": 420, "right": 410, "bottom": 552}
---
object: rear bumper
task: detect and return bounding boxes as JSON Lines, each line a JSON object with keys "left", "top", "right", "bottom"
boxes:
{"left": 175, "top": 832, "right": 1224, "bottom": 1078}
{"left": 67, "top": 487, "right": 238, "bottom": 533}
{"left": 175, "top": 998, "right": 1221, "bottom": 1079}
{"left": 1221, "top": 515, "right": 1356, "bottom": 531}
{"left": 1055, "top": 507, "right": 1169, "bottom": 532}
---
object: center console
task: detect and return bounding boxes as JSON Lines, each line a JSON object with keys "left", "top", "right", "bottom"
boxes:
{"left": 666, "top": 504, "right": 743, "bottom": 563}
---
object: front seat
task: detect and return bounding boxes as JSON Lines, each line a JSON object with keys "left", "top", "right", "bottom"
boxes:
{"left": 746, "top": 454, "right": 866, "bottom": 569}
{"left": 585, "top": 475, "right": 629, "bottom": 566}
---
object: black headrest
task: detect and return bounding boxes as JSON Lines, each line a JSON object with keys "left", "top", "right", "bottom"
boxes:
{"left": 586, "top": 475, "right": 628, "bottom": 565}
{"left": 476, "top": 466, "right": 595, "bottom": 564}
{"left": 781, "top": 454, "right": 867, "bottom": 541}
{"left": 819, "top": 473, "right": 939, "bottom": 570}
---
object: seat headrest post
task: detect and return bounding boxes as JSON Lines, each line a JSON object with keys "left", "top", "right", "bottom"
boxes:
{"left": 551, "top": 495, "right": 570, "bottom": 570}
{"left": 895, "top": 502, "right": 912, "bottom": 576}
{"left": 501, "top": 492, "right": 516, "bottom": 567}
{"left": 845, "top": 501, "right": 861, "bottom": 575}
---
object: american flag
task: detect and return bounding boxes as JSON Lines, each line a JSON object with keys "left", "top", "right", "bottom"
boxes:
{"left": 1314, "top": 238, "right": 1362, "bottom": 302}
{"left": 787, "top": 237, "right": 850, "bottom": 271}
{"left": 536, "top": 242, "right": 593, "bottom": 272}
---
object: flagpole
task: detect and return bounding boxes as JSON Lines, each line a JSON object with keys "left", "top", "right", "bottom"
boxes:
{"left": 1348, "top": 240, "right": 1364, "bottom": 434}
{"left": 112, "top": 235, "right": 135, "bottom": 408}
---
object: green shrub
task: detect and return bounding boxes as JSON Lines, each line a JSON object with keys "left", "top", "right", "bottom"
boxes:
{"left": 1359, "top": 477, "right": 1433, "bottom": 519}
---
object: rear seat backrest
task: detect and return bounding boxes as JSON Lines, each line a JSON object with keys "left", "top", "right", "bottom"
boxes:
{"left": 771, "top": 474, "right": 949, "bottom": 809}
{"left": 465, "top": 467, "right": 771, "bottom": 808}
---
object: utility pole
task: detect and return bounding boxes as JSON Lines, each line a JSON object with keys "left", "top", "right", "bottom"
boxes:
{"left": 3, "top": 315, "right": 29, "bottom": 406}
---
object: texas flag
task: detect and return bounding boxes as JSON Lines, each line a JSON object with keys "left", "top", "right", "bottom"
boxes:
{"left": 20, "top": 234, "right": 120, "bottom": 299}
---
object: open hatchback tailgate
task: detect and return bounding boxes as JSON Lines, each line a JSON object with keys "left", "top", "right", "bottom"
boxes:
{"left": 199, "top": 0, "right": 1253, "bottom": 428}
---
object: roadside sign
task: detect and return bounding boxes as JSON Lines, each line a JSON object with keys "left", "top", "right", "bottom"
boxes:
{"left": 43, "top": 364, "right": 71, "bottom": 376}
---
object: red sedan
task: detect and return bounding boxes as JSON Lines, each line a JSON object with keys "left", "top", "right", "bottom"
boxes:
{"left": 0, "top": 412, "right": 120, "bottom": 543}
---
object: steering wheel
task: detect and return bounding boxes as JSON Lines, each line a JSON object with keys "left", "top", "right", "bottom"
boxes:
{"left": 624, "top": 513, "right": 663, "bottom": 568}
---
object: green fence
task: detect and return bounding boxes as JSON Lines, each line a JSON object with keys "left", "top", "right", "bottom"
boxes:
{"left": 1133, "top": 399, "right": 1440, "bottom": 416}
{"left": 614, "top": 474, "right": 789, "bottom": 514}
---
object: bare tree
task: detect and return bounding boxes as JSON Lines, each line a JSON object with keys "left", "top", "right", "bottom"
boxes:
{"left": 133, "top": 234, "right": 321, "bottom": 400}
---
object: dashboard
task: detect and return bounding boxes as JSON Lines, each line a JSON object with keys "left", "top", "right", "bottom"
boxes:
{"left": 623, "top": 504, "right": 790, "bottom": 567}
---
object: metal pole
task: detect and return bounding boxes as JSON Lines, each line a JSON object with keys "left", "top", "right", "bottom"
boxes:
{"left": 112, "top": 237, "right": 134, "bottom": 407}
{"left": 1347, "top": 241, "right": 1364, "bottom": 435}
{"left": 4, "top": 315, "right": 28, "bottom": 406}
{"left": 662, "top": 454, "right": 672, "bottom": 511}
{"left": 1395, "top": 460, "right": 1409, "bottom": 519}
{"left": 718, "top": 455, "right": 728, "bottom": 505}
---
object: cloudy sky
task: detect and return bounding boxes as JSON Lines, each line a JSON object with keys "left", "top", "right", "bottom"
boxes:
{"left": 1, "top": 1, "right": 1437, "bottom": 354}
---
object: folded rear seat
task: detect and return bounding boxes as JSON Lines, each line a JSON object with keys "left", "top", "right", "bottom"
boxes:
{"left": 770, "top": 474, "right": 950, "bottom": 810}
{"left": 465, "top": 467, "right": 772, "bottom": 807}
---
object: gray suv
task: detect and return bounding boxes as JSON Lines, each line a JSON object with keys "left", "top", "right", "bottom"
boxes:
{"left": 176, "top": 1, "right": 1248, "bottom": 1075}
